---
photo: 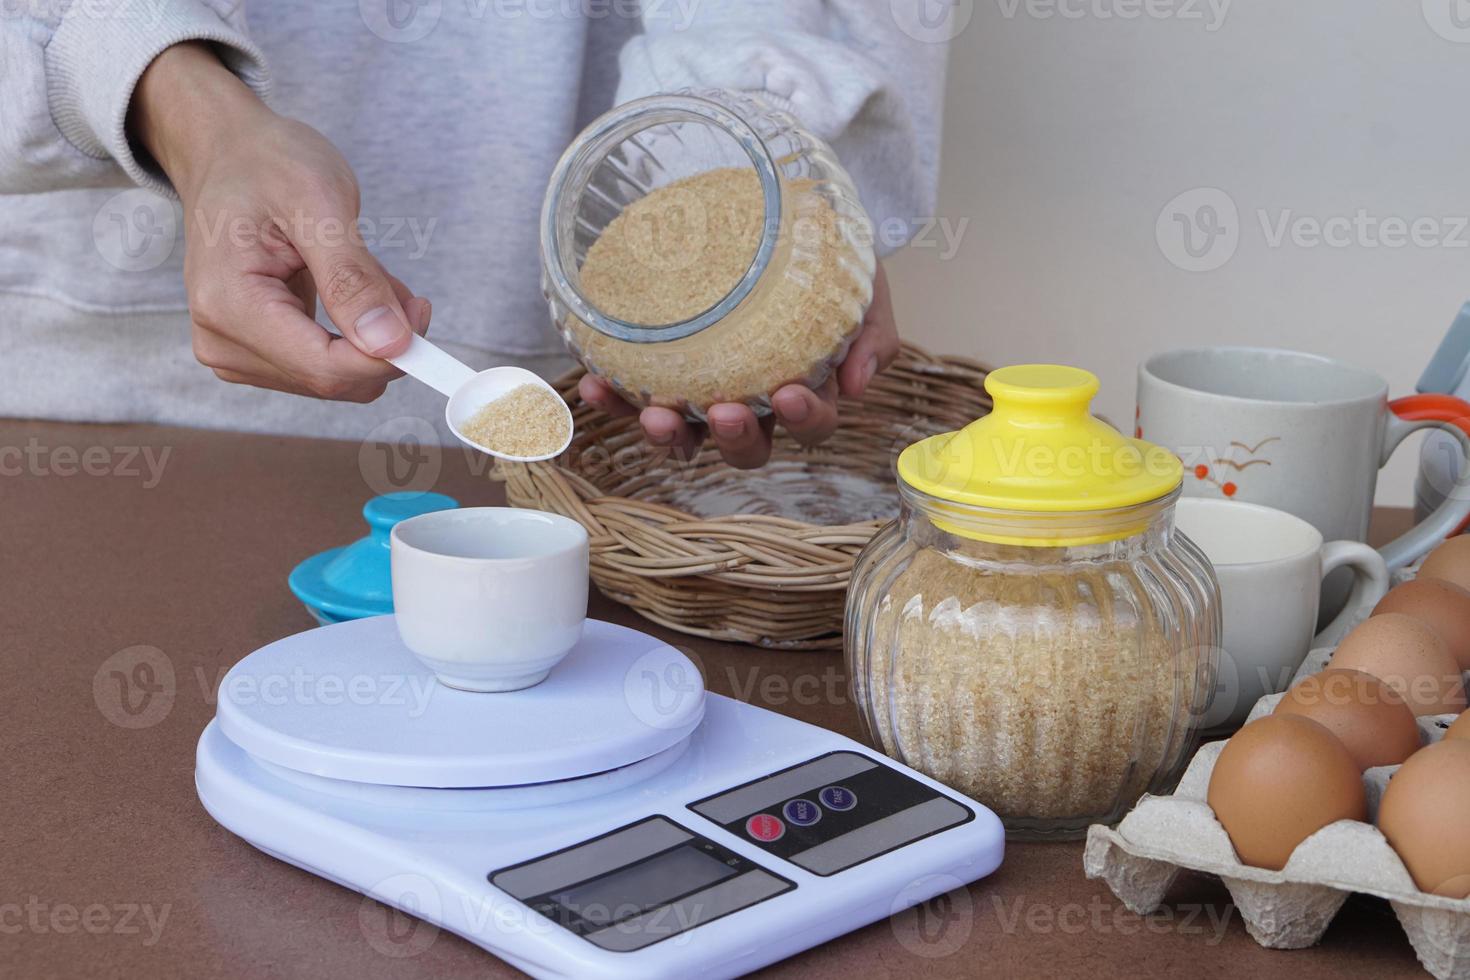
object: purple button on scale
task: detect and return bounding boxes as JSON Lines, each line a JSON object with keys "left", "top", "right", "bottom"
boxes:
{"left": 818, "top": 786, "right": 856, "bottom": 811}
{"left": 783, "top": 799, "right": 821, "bottom": 826}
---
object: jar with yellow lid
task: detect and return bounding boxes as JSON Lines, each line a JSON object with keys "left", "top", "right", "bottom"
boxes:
{"left": 845, "top": 365, "right": 1221, "bottom": 839}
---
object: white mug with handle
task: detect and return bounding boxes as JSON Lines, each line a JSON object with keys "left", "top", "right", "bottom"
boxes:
{"left": 1176, "top": 497, "right": 1391, "bottom": 733}
{"left": 1138, "top": 347, "right": 1470, "bottom": 616}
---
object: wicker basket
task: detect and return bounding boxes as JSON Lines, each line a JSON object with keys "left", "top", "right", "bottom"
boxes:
{"left": 497, "top": 345, "right": 992, "bottom": 649}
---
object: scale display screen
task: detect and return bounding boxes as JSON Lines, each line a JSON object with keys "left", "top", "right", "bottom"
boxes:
{"left": 549, "top": 845, "right": 738, "bottom": 928}
{"left": 490, "top": 816, "right": 793, "bottom": 952}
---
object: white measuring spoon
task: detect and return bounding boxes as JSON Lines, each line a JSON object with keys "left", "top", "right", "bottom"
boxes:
{"left": 389, "top": 334, "right": 573, "bottom": 462}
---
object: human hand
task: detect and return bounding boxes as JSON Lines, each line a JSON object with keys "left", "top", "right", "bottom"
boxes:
{"left": 130, "top": 43, "right": 428, "bottom": 401}
{"left": 579, "top": 261, "right": 901, "bottom": 469}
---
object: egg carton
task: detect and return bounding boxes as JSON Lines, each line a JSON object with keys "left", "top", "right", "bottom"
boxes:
{"left": 1084, "top": 644, "right": 1470, "bottom": 979}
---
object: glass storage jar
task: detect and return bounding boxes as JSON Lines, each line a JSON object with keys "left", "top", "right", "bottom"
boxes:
{"left": 539, "top": 89, "right": 876, "bottom": 421}
{"left": 845, "top": 365, "right": 1221, "bottom": 840}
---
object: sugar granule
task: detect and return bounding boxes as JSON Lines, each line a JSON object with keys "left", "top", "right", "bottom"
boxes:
{"left": 461, "top": 384, "right": 570, "bottom": 458}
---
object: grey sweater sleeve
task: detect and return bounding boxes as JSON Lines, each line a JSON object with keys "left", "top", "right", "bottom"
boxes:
{"left": 1, "top": 0, "right": 271, "bottom": 196}
{"left": 614, "top": 0, "right": 951, "bottom": 256}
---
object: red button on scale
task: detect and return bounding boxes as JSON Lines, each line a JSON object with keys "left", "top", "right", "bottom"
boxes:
{"left": 745, "top": 813, "right": 785, "bottom": 842}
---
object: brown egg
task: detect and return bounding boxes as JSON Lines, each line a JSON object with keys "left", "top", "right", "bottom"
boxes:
{"left": 1273, "top": 669, "right": 1420, "bottom": 769}
{"left": 1447, "top": 710, "right": 1470, "bottom": 741}
{"left": 1208, "top": 714, "right": 1367, "bottom": 870}
{"left": 1378, "top": 739, "right": 1470, "bottom": 898}
{"left": 1419, "top": 535, "right": 1470, "bottom": 593}
{"left": 1330, "top": 614, "right": 1468, "bottom": 717}
{"left": 1373, "top": 578, "right": 1470, "bottom": 670}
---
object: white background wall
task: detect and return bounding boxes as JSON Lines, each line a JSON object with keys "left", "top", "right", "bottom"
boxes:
{"left": 886, "top": 0, "right": 1470, "bottom": 506}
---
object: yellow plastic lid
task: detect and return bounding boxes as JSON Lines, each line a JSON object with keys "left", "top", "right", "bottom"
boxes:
{"left": 896, "top": 365, "right": 1182, "bottom": 544}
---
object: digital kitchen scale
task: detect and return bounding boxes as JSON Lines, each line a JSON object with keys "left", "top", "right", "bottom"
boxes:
{"left": 195, "top": 616, "right": 1004, "bottom": 979}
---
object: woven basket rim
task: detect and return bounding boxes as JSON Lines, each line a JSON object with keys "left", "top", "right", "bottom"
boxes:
{"left": 498, "top": 344, "right": 993, "bottom": 648}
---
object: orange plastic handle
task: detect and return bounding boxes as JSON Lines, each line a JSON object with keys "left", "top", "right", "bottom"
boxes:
{"left": 1391, "top": 394, "right": 1470, "bottom": 535}
{"left": 1390, "top": 393, "right": 1470, "bottom": 433}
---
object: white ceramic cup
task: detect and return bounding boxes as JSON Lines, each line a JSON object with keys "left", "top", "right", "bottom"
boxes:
{"left": 1175, "top": 498, "right": 1390, "bottom": 732}
{"left": 390, "top": 507, "right": 589, "bottom": 692}
{"left": 1138, "top": 347, "right": 1470, "bottom": 570}
{"left": 1138, "top": 347, "right": 1470, "bottom": 618}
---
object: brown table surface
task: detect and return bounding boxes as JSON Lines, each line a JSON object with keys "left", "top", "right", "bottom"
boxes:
{"left": 0, "top": 420, "right": 1429, "bottom": 979}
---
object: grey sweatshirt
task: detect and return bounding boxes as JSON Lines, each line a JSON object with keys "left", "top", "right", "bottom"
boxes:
{"left": 0, "top": 0, "right": 947, "bottom": 433}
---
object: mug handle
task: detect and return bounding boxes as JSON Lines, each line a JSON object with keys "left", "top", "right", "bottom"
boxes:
{"left": 1315, "top": 540, "right": 1391, "bottom": 647}
{"left": 1378, "top": 395, "right": 1470, "bottom": 570}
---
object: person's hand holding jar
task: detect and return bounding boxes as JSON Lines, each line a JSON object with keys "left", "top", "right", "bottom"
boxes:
{"left": 578, "top": 262, "right": 900, "bottom": 470}
{"left": 541, "top": 88, "right": 899, "bottom": 470}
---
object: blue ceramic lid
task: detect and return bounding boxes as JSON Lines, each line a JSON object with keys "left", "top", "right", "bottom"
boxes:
{"left": 288, "top": 492, "right": 458, "bottom": 622}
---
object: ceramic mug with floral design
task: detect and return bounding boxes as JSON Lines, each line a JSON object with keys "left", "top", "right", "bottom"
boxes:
{"left": 1138, "top": 347, "right": 1470, "bottom": 613}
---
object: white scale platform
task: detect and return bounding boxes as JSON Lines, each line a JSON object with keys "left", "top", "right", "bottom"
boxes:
{"left": 196, "top": 616, "right": 1004, "bottom": 979}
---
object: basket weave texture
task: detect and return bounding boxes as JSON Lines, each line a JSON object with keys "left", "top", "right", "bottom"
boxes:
{"left": 498, "top": 345, "right": 992, "bottom": 649}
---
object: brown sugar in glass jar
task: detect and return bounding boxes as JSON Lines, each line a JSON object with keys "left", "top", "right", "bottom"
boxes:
{"left": 540, "top": 90, "right": 876, "bottom": 420}
{"left": 845, "top": 366, "right": 1222, "bottom": 839}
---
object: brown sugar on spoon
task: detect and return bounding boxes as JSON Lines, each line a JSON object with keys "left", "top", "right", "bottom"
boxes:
{"left": 461, "top": 384, "right": 571, "bottom": 458}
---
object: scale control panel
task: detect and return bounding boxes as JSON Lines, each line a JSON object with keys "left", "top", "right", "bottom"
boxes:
{"left": 689, "top": 751, "right": 974, "bottom": 876}
{"left": 488, "top": 752, "right": 974, "bottom": 952}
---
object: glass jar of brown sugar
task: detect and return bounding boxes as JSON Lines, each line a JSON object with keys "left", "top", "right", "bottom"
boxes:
{"left": 539, "top": 89, "right": 876, "bottom": 421}
{"left": 845, "top": 365, "right": 1222, "bottom": 840}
